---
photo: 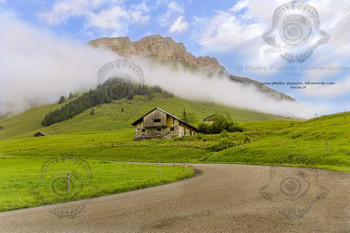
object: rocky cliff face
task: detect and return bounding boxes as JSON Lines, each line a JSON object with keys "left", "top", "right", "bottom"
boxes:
{"left": 88, "top": 35, "right": 294, "bottom": 101}
{"left": 88, "top": 35, "right": 226, "bottom": 74}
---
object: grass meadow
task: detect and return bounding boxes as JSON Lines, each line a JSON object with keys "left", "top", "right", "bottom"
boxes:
{"left": 1, "top": 95, "right": 349, "bottom": 212}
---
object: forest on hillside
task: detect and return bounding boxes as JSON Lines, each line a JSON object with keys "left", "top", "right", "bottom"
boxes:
{"left": 42, "top": 78, "right": 172, "bottom": 126}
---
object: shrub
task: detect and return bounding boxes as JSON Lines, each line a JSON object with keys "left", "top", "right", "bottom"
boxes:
{"left": 211, "top": 138, "right": 237, "bottom": 151}
{"left": 228, "top": 124, "right": 244, "bottom": 133}
{"left": 198, "top": 115, "right": 243, "bottom": 134}
{"left": 244, "top": 137, "right": 251, "bottom": 144}
{"left": 220, "top": 130, "right": 229, "bottom": 138}
{"left": 211, "top": 115, "right": 231, "bottom": 134}
{"left": 162, "top": 91, "right": 174, "bottom": 98}
{"left": 198, "top": 123, "right": 211, "bottom": 134}
{"left": 153, "top": 85, "right": 162, "bottom": 93}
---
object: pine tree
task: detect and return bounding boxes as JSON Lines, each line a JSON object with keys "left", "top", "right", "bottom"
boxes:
{"left": 68, "top": 92, "right": 74, "bottom": 99}
{"left": 182, "top": 109, "right": 187, "bottom": 122}
{"left": 58, "top": 96, "right": 65, "bottom": 104}
{"left": 90, "top": 108, "right": 95, "bottom": 115}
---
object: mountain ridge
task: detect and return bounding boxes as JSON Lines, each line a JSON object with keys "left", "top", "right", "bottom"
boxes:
{"left": 89, "top": 34, "right": 226, "bottom": 75}
{"left": 88, "top": 34, "right": 294, "bottom": 101}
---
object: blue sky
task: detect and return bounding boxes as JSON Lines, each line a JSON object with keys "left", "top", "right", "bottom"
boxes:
{"left": 1, "top": 0, "right": 350, "bottom": 116}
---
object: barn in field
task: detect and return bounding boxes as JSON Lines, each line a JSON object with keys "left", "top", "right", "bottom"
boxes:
{"left": 34, "top": 132, "right": 49, "bottom": 137}
{"left": 131, "top": 107, "right": 198, "bottom": 140}
{"left": 203, "top": 114, "right": 215, "bottom": 123}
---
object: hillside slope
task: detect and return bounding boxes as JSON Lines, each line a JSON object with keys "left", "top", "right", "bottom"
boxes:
{"left": 0, "top": 109, "right": 349, "bottom": 172}
{"left": 208, "top": 112, "right": 350, "bottom": 172}
{"left": 0, "top": 94, "right": 287, "bottom": 140}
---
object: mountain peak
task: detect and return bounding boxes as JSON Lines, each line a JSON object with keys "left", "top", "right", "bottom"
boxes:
{"left": 88, "top": 35, "right": 226, "bottom": 74}
{"left": 88, "top": 34, "right": 294, "bottom": 101}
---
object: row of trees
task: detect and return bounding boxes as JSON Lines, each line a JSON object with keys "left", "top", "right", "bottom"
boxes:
{"left": 58, "top": 92, "right": 75, "bottom": 104}
{"left": 198, "top": 114, "right": 243, "bottom": 134}
{"left": 42, "top": 88, "right": 112, "bottom": 126}
{"left": 42, "top": 78, "right": 156, "bottom": 126}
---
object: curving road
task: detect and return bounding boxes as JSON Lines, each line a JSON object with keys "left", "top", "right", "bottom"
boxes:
{"left": 1, "top": 164, "right": 350, "bottom": 232}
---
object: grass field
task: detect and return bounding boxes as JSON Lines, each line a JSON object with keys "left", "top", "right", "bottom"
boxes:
{"left": 1, "top": 111, "right": 349, "bottom": 172}
{"left": 0, "top": 156, "right": 194, "bottom": 212}
{"left": 0, "top": 95, "right": 281, "bottom": 212}
{"left": 0, "top": 94, "right": 287, "bottom": 140}
{"left": 1, "top": 94, "right": 349, "bottom": 212}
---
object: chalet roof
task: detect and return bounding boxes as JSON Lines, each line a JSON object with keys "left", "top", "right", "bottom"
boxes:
{"left": 131, "top": 107, "right": 198, "bottom": 131}
{"left": 34, "top": 132, "right": 49, "bottom": 136}
{"left": 203, "top": 114, "right": 215, "bottom": 121}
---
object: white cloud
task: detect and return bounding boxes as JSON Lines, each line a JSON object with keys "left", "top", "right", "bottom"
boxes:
{"left": 132, "top": 58, "right": 319, "bottom": 119}
{"left": 192, "top": 11, "right": 264, "bottom": 54}
{"left": 169, "top": 16, "right": 188, "bottom": 33}
{"left": 38, "top": 0, "right": 91, "bottom": 26}
{"left": 229, "top": 0, "right": 249, "bottom": 13}
{"left": 302, "top": 77, "right": 350, "bottom": 99}
{"left": 0, "top": 12, "right": 118, "bottom": 115}
{"left": 129, "top": 2, "right": 151, "bottom": 24}
{"left": 0, "top": 12, "right": 322, "bottom": 119}
{"left": 168, "top": 1, "right": 183, "bottom": 13}
{"left": 191, "top": 0, "right": 289, "bottom": 56}
{"left": 38, "top": 0, "right": 150, "bottom": 36}
{"left": 158, "top": 1, "right": 188, "bottom": 34}
{"left": 295, "top": 0, "right": 350, "bottom": 82}
{"left": 192, "top": 0, "right": 350, "bottom": 93}
{"left": 158, "top": 0, "right": 184, "bottom": 27}
{"left": 193, "top": 0, "right": 350, "bottom": 58}
{"left": 85, "top": 6, "right": 129, "bottom": 36}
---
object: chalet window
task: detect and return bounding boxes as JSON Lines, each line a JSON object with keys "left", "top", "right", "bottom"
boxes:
{"left": 170, "top": 127, "right": 175, "bottom": 131}
{"left": 172, "top": 118, "right": 175, "bottom": 125}
{"left": 154, "top": 118, "right": 161, "bottom": 123}
{"left": 190, "top": 130, "right": 192, "bottom": 136}
{"left": 157, "top": 128, "right": 161, "bottom": 132}
{"left": 142, "top": 128, "right": 146, "bottom": 132}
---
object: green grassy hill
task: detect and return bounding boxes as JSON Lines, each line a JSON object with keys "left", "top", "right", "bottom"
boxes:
{"left": 0, "top": 94, "right": 286, "bottom": 140}
{"left": 0, "top": 94, "right": 290, "bottom": 212}
{"left": 0, "top": 95, "right": 349, "bottom": 213}
{"left": 209, "top": 112, "right": 350, "bottom": 172}
{"left": 1, "top": 95, "right": 348, "bottom": 173}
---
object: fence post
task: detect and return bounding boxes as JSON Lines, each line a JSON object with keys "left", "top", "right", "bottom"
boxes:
{"left": 158, "top": 159, "right": 161, "bottom": 180}
{"left": 325, "top": 142, "right": 328, "bottom": 153}
{"left": 67, "top": 173, "right": 70, "bottom": 193}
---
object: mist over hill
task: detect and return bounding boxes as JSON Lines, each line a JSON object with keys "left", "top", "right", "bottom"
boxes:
{"left": 1, "top": 14, "right": 319, "bottom": 119}
{"left": 89, "top": 35, "right": 294, "bottom": 102}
